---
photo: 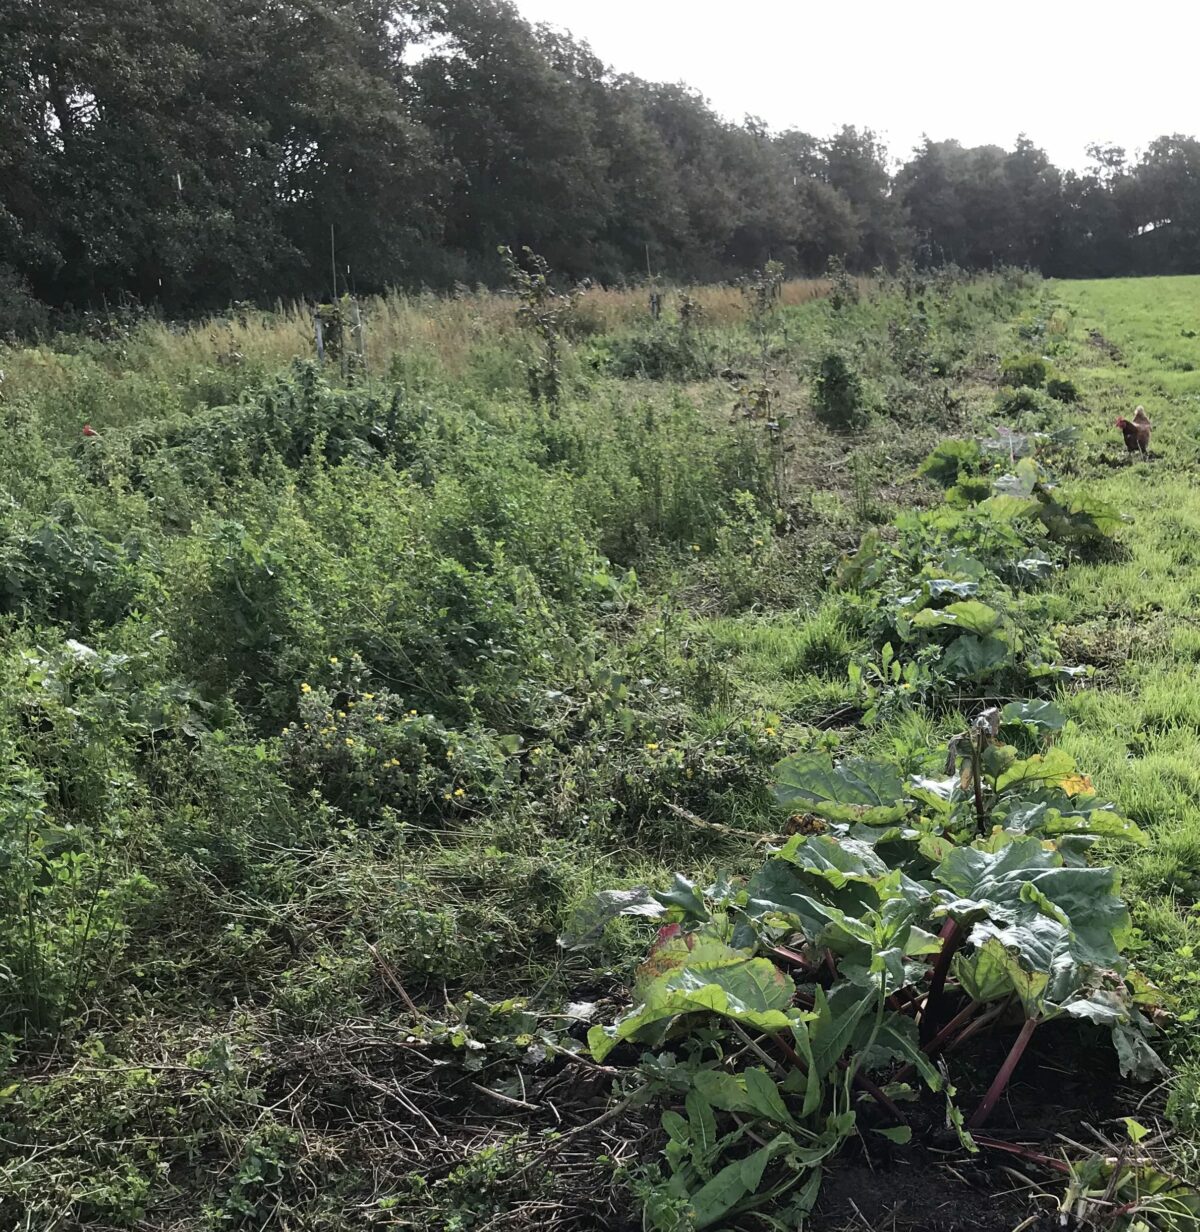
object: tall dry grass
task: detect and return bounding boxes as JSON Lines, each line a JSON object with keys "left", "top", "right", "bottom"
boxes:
{"left": 0, "top": 278, "right": 838, "bottom": 412}
{"left": 145, "top": 278, "right": 836, "bottom": 374}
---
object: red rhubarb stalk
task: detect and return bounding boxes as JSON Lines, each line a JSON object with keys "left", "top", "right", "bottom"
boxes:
{"left": 968, "top": 1016, "right": 1039, "bottom": 1129}
{"left": 920, "top": 917, "right": 964, "bottom": 1044}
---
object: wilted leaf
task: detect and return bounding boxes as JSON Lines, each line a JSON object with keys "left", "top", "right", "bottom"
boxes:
{"left": 558, "top": 887, "right": 664, "bottom": 948}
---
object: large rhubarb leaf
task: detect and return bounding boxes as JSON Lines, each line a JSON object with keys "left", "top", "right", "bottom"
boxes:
{"left": 772, "top": 754, "right": 908, "bottom": 825}
{"left": 940, "top": 633, "right": 1014, "bottom": 679}
{"left": 589, "top": 938, "right": 797, "bottom": 1061}
{"left": 933, "top": 837, "right": 1129, "bottom": 969}
{"left": 1000, "top": 699, "right": 1067, "bottom": 734}
{"left": 911, "top": 599, "right": 1003, "bottom": 637}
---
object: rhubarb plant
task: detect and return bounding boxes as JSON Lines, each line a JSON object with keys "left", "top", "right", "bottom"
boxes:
{"left": 579, "top": 708, "right": 1166, "bottom": 1225}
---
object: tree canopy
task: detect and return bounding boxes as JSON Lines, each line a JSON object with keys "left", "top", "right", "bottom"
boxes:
{"left": 1, "top": 0, "right": 1197, "bottom": 322}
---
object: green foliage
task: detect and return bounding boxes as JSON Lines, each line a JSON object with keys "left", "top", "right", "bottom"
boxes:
{"left": 599, "top": 321, "right": 715, "bottom": 381}
{"left": 587, "top": 713, "right": 1160, "bottom": 1224}
{"left": 1046, "top": 376, "right": 1079, "bottom": 403}
{"left": 812, "top": 351, "right": 867, "bottom": 430}
{"left": 1001, "top": 353, "right": 1048, "bottom": 389}
{"left": 4, "top": 267, "right": 1196, "bottom": 1231}
{"left": 919, "top": 439, "right": 982, "bottom": 488}
{"left": 500, "top": 246, "right": 579, "bottom": 409}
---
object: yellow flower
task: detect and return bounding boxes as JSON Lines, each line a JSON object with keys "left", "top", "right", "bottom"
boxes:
{"left": 329, "top": 657, "right": 339, "bottom": 665}
{"left": 375, "top": 714, "right": 385, "bottom": 722}
{"left": 531, "top": 746, "right": 542, "bottom": 756}
{"left": 765, "top": 726, "right": 777, "bottom": 737}
{"left": 300, "top": 682, "right": 312, "bottom": 694}
{"left": 454, "top": 787, "right": 465, "bottom": 798}
{"left": 344, "top": 737, "right": 355, "bottom": 748}
{"left": 645, "top": 742, "right": 660, "bottom": 752}
{"left": 363, "top": 693, "right": 375, "bottom": 701}
{"left": 408, "top": 709, "right": 418, "bottom": 717}
{"left": 690, "top": 544, "right": 700, "bottom": 552}
{"left": 443, "top": 792, "right": 452, "bottom": 801}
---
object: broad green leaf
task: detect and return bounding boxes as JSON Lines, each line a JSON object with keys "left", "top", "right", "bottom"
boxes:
{"left": 807, "top": 986, "right": 878, "bottom": 1081}
{"left": 934, "top": 837, "right": 1129, "bottom": 970}
{"left": 1001, "top": 699, "right": 1067, "bottom": 733}
{"left": 654, "top": 874, "right": 711, "bottom": 922}
{"left": 772, "top": 833, "right": 890, "bottom": 886}
{"left": 925, "top": 578, "right": 981, "bottom": 600}
{"left": 686, "top": 1089, "right": 718, "bottom": 1174}
{"left": 940, "top": 633, "right": 1013, "bottom": 679}
{"left": 992, "top": 458, "right": 1040, "bottom": 498}
{"left": 919, "top": 439, "right": 981, "bottom": 487}
{"left": 589, "top": 943, "right": 796, "bottom": 1061}
{"left": 995, "top": 748, "right": 1079, "bottom": 793}
{"left": 981, "top": 493, "right": 1042, "bottom": 522}
{"left": 872, "top": 1125, "right": 913, "bottom": 1144}
{"left": 998, "top": 794, "right": 1148, "bottom": 847}
{"left": 772, "top": 754, "right": 908, "bottom": 825}
{"left": 875, "top": 1018, "right": 943, "bottom": 1092}
{"left": 911, "top": 599, "right": 1003, "bottom": 637}
{"left": 690, "top": 1070, "right": 759, "bottom": 1116}
{"left": 687, "top": 1134, "right": 793, "bottom": 1229}
{"left": 743, "top": 1067, "right": 797, "bottom": 1127}
{"left": 953, "top": 937, "right": 1014, "bottom": 1004}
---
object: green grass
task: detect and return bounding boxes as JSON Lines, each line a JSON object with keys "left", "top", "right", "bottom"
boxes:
{"left": 1040, "top": 276, "right": 1200, "bottom": 1177}
{"left": 12, "top": 266, "right": 1200, "bottom": 1228}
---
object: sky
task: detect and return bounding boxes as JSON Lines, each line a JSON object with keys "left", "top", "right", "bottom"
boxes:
{"left": 513, "top": 0, "right": 1196, "bottom": 172}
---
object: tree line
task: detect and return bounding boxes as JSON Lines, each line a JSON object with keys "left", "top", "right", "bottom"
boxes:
{"left": 3, "top": 0, "right": 1200, "bottom": 324}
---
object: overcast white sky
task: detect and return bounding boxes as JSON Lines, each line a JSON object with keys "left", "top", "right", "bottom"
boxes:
{"left": 513, "top": 0, "right": 1196, "bottom": 172}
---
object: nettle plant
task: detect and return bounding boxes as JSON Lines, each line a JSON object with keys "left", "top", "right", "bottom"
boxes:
{"left": 577, "top": 706, "right": 1164, "bottom": 1229}
{"left": 500, "top": 245, "right": 580, "bottom": 412}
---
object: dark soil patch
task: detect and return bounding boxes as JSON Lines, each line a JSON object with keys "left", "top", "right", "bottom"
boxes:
{"left": 1088, "top": 329, "right": 1126, "bottom": 364}
{"left": 810, "top": 1019, "right": 1142, "bottom": 1231}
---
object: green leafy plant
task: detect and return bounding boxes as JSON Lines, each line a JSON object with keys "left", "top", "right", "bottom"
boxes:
{"left": 1001, "top": 353, "right": 1048, "bottom": 389}
{"left": 1046, "top": 376, "right": 1079, "bottom": 403}
{"left": 812, "top": 351, "right": 867, "bottom": 430}
{"left": 500, "top": 246, "right": 580, "bottom": 411}
{"left": 584, "top": 704, "right": 1162, "bottom": 1225}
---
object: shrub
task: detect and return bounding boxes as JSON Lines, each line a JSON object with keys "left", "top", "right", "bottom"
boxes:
{"left": 918, "top": 438, "right": 981, "bottom": 488}
{"left": 1000, "top": 353, "right": 1047, "bottom": 389}
{"left": 279, "top": 677, "right": 513, "bottom": 824}
{"left": 811, "top": 351, "right": 867, "bottom": 429}
{"left": 1046, "top": 376, "right": 1078, "bottom": 403}
{"left": 600, "top": 324, "right": 715, "bottom": 381}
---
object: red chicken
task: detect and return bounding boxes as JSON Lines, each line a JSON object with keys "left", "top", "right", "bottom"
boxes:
{"left": 1114, "top": 406, "right": 1150, "bottom": 458}
{"left": 82, "top": 424, "right": 99, "bottom": 438}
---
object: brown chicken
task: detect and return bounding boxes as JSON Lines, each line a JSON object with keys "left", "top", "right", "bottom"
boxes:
{"left": 1115, "top": 405, "right": 1151, "bottom": 458}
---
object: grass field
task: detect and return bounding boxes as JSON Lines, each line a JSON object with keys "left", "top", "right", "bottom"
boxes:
{"left": 1048, "top": 276, "right": 1200, "bottom": 1165}
{"left": 1, "top": 269, "right": 1198, "bottom": 1230}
